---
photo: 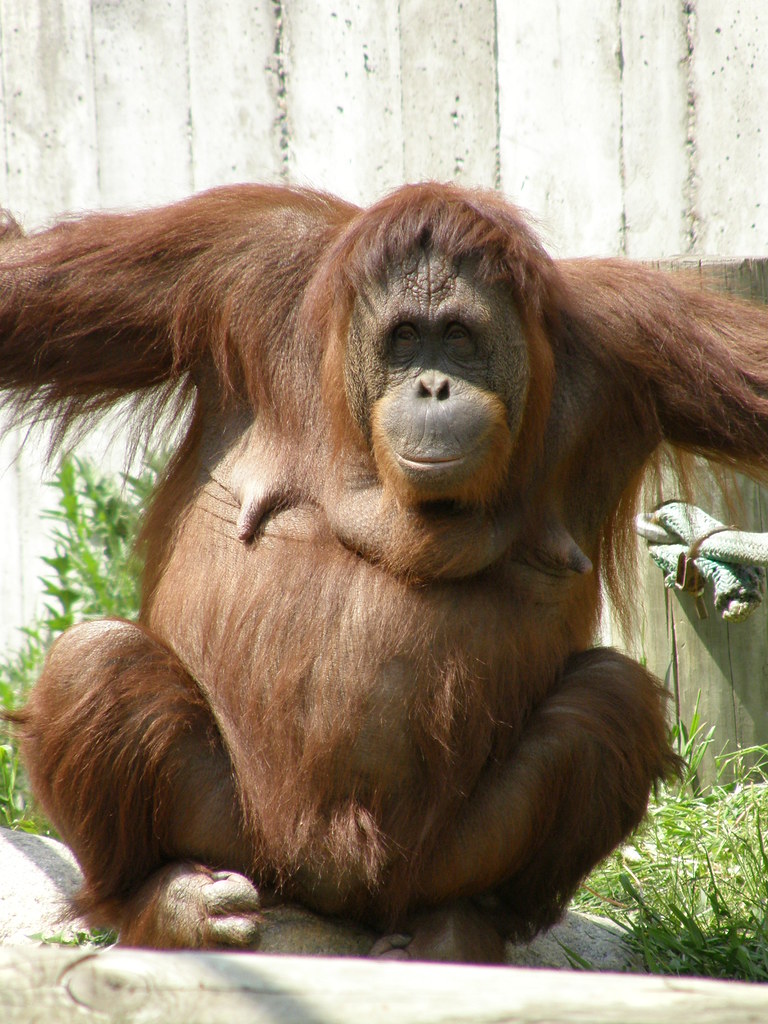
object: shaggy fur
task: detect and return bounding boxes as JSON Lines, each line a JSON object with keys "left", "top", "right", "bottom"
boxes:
{"left": 4, "top": 182, "right": 768, "bottom": 955}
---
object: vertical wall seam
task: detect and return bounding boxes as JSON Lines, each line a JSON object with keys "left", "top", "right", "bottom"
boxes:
{"left": 491, "top": 0, "right": 501, "bottom": 191}
{"left": 397, "top": 0, "right": 406, "bottom": 181}
{"left": 88, "top": 0, "right": 102, "bottom": 205}
{"left": 617, "top": 0, "right": 627, "bottom": 255}
{"left": 725, "top": 624, "right": 740, "bottom": 749}
{"left": 683, "top": 2, "right": 699, "bottom": 253}
{"left": 182, "top": 1, "right": 195, "bottom": 192}
{"left": 668, "top": 595, "right": 682, "bottom": 730}
{"left": 0, "top": 1, "right": 11, "bottom": 203}
{"left": 270, "top": 0, "right": 290, "bottom": 182}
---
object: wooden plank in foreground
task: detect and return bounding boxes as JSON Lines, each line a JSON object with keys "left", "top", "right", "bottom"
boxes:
{"left": 1, "top": 946, "right": 767, "bottom": 1024}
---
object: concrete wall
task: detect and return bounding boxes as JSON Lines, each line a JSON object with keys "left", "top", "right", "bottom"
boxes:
{"left": 1, "top": 0, "right": 767, "bottom": 649}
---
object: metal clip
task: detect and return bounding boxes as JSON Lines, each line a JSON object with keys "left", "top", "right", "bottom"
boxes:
{"left": 674, "top": 552, "right": 708, "bottom": 620}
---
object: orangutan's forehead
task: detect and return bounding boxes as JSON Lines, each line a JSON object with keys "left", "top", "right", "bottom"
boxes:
{"left": 357, "top": 248, "right": 486, "bottom": 312}
{"left": 394, "top": 249, "right": 458, "bottom": 298}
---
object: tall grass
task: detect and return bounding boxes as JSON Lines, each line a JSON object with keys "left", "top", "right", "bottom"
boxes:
{"left": 574, "top": 715, "right": 768, "bottom": 980}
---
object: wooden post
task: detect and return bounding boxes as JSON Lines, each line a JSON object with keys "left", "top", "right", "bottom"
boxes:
{"left": 2, "top": 946, "right": 768, "bottom": 1024}
{"left": 612, "top": 258, "right": 768, "bottom": 786}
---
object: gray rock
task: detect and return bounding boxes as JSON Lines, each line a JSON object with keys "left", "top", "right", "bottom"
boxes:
{"left": 0, "top": 828, "right": 642, "bottom": 969}
{"left": 505, "top": 910, "right": 643, "bottom": 972}
{"left": 259, "top": 904, "right": 376, "bottom": 957}
{"left": 0, "top": 827, "right": 87, "bottom": 944}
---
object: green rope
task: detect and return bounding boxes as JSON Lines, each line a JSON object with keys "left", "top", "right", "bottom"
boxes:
{"left": 635, "top": 502, "right": 766, "bottom": 622}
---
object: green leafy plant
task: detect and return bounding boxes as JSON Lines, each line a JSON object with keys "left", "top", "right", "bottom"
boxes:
{"left": 0, "top": 453, "right": 162, "bottom": 829}
{"left": 31, "top": 927, "right": 117, "bottom": 947}
{"left": 38, "top": 455, "right": 157, "bottom": 631}
{"left": 669, "top": 691, "right": 718, "bottom": 796}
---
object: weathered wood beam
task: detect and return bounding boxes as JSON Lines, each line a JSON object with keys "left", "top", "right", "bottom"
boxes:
{"left": 2, "top": 946, "right": 767, "bottom": 1024}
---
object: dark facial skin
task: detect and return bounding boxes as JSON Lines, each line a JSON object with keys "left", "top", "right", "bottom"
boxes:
{"left": 346, "top": 250, "right": 530, "bottom": 505}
